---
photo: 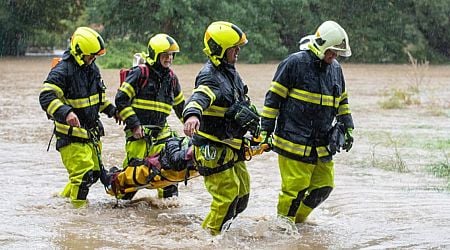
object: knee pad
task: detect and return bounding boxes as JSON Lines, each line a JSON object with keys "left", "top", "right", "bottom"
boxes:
{"left": 92, "top": 170, "right": 100, "bottom": 183}
{"left": 77, "top": 170, "right": 97, "bottom": 200}
{"left": 303, "top": 186, "right": 333, "bottom": 208}
{"left": 287, "top": 188, "right": 308, "bottom": 217}
{"left": 235, "top": 194, "right": 249, "bottom": 215}
{"left": 221, "top": 196, "right": 239, "bottom": 231}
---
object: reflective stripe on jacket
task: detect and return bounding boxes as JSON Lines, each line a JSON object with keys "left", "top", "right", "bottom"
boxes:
{"left": 261, "top": 50, "right": 354, "bottom": 160}
{"left": 182, "top": 60, "right": 247, "bottom": 150}
{"left": 39, "top": 50, "right": 115, "bottom": 149}
{"left": 115, "top": 64, "right": 185, "bottom": 132}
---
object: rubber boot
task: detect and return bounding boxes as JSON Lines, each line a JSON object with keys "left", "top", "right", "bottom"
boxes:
{"left": 60, "top": 183, "right": 72, "bottom": 198}
{"left": 295, "top": 202, "right": 314, "bottom": 223}
{"left": 158, "top": 184, "right": 178, "bottom": 198}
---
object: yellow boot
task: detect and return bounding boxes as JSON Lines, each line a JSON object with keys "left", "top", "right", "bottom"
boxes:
{"left": 60, "top": 183, "right": 72, "bottom": 198}
{"left": 71, "top": 199, "right": 88, "bottom": 209}
{"left": 295, "top": 203, "right": 313, "bottom": 223}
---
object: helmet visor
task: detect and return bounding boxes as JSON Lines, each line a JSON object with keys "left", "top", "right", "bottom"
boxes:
{"left": 94, "top": 36, "right": 106, "bottom": 56}
{"left": 328, "top": 36, "right": 351, "bottom": 57}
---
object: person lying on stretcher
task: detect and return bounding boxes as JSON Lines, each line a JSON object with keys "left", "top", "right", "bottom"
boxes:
{"left": 104, "top": 135, "right": 269, "bottom": 200}
{"left": 105, "top": 136, "right": 195, "bottom": 200}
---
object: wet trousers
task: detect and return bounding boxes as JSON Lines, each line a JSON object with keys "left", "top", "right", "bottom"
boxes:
{"left": 122, "top": 137, "right": 177, "bottom": 198}
{"left": 277, "top": 154, "right": 334, "bottom": 223}
{"left": 194, "top": 144, "right": 250, "bottom": 235}
{"left": 59, "top": 142, "right": 101, "bottom": 208}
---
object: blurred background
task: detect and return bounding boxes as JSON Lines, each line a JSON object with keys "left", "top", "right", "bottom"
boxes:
{"left": 1, "top": 0, "right": 450, "bottom": 68}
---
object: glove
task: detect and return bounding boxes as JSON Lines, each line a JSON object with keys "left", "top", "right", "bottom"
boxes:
{"left": 225, "top": 101, "right": 260, "bottom": 136}
{"left": 328, "top": 122, "right": 345, "bottom": 155}
{"left": 343, "top": 128, "right": 353, "bottom": 152}
{"left": 259, "top": 130, "right": 273, "bottom": 151}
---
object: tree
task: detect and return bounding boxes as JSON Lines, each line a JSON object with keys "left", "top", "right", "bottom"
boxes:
{"left": 414, "top": 0, "right": 450, "bottom": 61}
{"left": 0, "top": 0, "right": 83, "bottom": 56}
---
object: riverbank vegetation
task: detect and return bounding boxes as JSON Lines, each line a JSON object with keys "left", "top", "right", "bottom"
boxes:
{"left": 1, "top": 0, "right": 450, "bottom": 67}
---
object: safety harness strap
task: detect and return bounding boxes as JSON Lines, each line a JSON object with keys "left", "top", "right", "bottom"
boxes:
{"left": 197, "top": 161, "right": 234, "bottom": 176}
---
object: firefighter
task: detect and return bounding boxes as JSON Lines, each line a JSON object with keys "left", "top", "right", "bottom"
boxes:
{"left": 183, "top": 21, "right": 260, "bottom": 235}
{"left": 39, "top": 27, "right": 120, "bottom": 208}
{"left": 114, "top": 33, "right": 185, "bottom": 200}
{"left": 260, "top": 20, "right": 355, "bottom": 223}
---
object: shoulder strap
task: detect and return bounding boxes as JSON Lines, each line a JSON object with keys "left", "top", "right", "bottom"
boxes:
{"left": 169, "top": 69, "right": 176, "bottom": 90}
{"left": 137, "top": 64, "right": 149, "bottom": 88}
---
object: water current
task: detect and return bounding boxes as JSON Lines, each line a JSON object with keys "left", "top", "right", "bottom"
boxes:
{"left": 0, "top": 57, "right": 449, "bottom": 249}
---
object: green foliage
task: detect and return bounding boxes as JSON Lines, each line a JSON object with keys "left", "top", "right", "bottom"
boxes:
{"left": 379, "top": 88, "right": 421, "bottom": 109}
{"left": 96, "top": 39, "right": 146, "bottom": 69}
{"left": 424, "top": 139, "right": 450, "bottom": 151}
{"left": 414, "top": 0, "right": 450, "bottom": 62}
{"left": 96, "top": 38, "right": 192, "bottom": 69}
{"left": 429, "top": 161, "right": 450, "bottom": 178}
{"left": 370, "top": 140, "right": 409, "bottom": 173}
{"left": 369, "top": 132, "right": 411, "bottom": 173}
{"left": 379, "top": 52, "right": 428, "bottom": 109}
{"left": 427, "top": 153, "right": 450, "bottom": 189}
{"left": 0, "top": 0, "right": 83, "bottom": 56}
{"left": 2, "top": 0, "right": 450, "bottom": 63}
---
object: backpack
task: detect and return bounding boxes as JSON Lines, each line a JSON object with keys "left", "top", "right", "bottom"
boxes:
{"left": 119, "top": 53, "right": 176, "bottom": 90}
{"left": 119, "top": 64, "right": 149, "bottom": 89}
{"left": 51, "top": 57, "right": 62, "bottom": 68}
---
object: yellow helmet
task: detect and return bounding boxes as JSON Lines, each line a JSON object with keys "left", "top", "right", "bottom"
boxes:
{"left": 146, "top": 33, "right": 180, "bottom": 65}
{"left": 306, "top": 20, "right": 351, "bottom": 60}
{"left": 203, "top": 21, "right": 248, "bottom": 66}
{"left": 70, "top": 27, "right": 106, "bottom": 66}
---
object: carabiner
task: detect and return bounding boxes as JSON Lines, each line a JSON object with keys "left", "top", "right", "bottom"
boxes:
{"left": 201, "top": 144, "right": 217, "bottom": 160}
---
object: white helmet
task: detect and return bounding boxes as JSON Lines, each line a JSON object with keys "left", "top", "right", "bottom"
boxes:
{"left": 301, "top": 21, "right": 351, "bottom": 60}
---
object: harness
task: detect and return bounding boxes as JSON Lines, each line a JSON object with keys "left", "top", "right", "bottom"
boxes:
{"left": 87, "top": 128, "right": 109, "bottom": 191}
{"left": 195, "top": 144, "right": 235, "bottom": 176}
{"left": 124, "top": 124, "right": 171, "bottom": 163}
{"left": 45, "top": 59, "right": 106, "bottom": 150}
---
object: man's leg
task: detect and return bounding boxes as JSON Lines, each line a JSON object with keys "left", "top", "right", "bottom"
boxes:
{"left": 277, "top": 155, "right": 314, "bottom": 222}
{"left": 233, "top": 161, "right": 250, "bottom": 215}
{"left": 194, "top": 145, "right": 240, "bottom": 235}
{"left": 59, "top": 142, "right": 99, "bottom": 208}
{"left": 295, "top": 159, "right": 334, "bottom": 223}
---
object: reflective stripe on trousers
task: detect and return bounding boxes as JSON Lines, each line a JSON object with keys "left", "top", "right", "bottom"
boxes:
{"left": 193, "top": 144, "right": 250, "bottom": 235}
{"left": 59, "top": 142, "right": 101, "bottom": 208}
{"left": 277, "top": 154, "right": 334, "bottom": 222}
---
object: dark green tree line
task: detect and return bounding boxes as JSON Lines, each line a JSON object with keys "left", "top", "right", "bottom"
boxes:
{"left": 1, "top": 0, "right": 449, "bottom": 64}
{"left": 0, "top": 0, "right": 83, "bottom": 56}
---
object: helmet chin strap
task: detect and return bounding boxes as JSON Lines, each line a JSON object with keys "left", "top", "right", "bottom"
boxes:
{"left": 145, "top": 55, "right": 156, "bottom": 66}
{"left": 203, "top": 47, "right": 221, "bottom": 66}
{"left": 308, "top": 43, "right": 324, "bottom": 60}
{"left": 70, "top": 50, "right": 86, "bottom": 66}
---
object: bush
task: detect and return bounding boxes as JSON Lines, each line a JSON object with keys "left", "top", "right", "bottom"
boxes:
{"left": 96, "top": 39, "right": 146, "bottom": 69}
{"left": 96, "top": 38, "right": 192, "bottom": 69}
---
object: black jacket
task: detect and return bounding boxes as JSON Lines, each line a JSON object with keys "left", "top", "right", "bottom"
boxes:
{"left": 39, "top": 50, "right": 116, "bottom": 150}
{"left": 183, "top": 60, "right": 248, "bottom": 150}
{"left": 115, "top": 62, "right": 184, "bottom": 133}
{"left": 261, "top": 50, "right": 354, "bottom": 161}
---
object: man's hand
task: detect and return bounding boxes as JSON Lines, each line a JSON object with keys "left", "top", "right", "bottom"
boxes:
{"left": 66, "top": 111, "right": 80, "bottom": 127}
{"left": 183, "top": 116, "right": 200, "bottom": 137}
{"left": 343, "top": 128, "right": 353, "bottom": 152}
{"left": 132, "top": 125, "right": 143, "bottom": 139}
{"left": 259, "top": 130, "right": 273, "bottom": 151}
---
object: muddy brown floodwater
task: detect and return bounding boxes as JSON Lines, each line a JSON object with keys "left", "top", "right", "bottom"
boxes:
{"left": 0, "top": 56, "right": 449, "bottom": 249}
